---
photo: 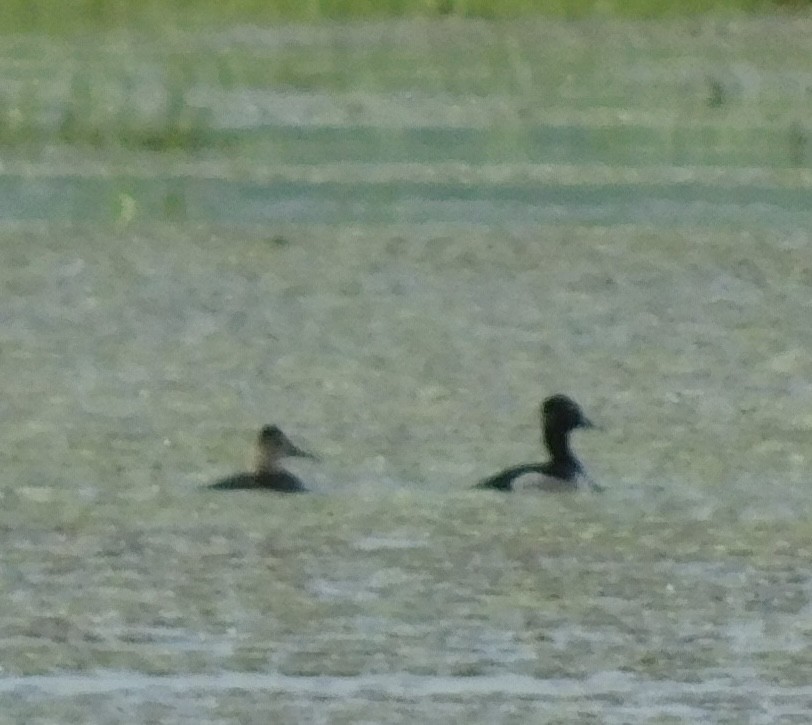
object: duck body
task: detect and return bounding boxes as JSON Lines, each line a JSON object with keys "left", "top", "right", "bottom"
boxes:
{"left": 209, "top": 425, "right": 316, "bottom": 493}
{"left": 476, "top": 394, "right": 600, "bottom": 492}
{"left": 209, "top": 470, "right": 308, "bottom": 493}
{"left": 475, "top": 461, "right": 582, "bottom": 492}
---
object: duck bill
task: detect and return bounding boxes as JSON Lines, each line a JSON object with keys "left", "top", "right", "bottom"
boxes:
{"left": 580, "top": 415, "right": 600, "bottom": 430}
{"left": 282, "top": 438, "right": 319, "bottom": 461}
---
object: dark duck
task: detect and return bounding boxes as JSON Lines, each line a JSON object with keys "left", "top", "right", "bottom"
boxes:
{"left": 209, "top": 425, "right": 316, "bottom": 492}
{"left": 476, "top": 394, "right": 601, "bottom": 492}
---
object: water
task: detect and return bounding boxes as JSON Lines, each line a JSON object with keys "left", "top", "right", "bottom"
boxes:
{"left": 1, "top": 173, "right": 810, "bottom": 228}
{"left": 1, "top": 16, "right": 811, "bottom": 724}
{"left": 4, "top": 669, "right": 811, "bottom": 721}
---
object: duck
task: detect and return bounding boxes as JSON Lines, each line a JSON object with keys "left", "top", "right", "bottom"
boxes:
{"left": 209, "top": 425, "right": 316, "bottom": 492}
{"left": 475, "top": 394, "right": 601, "bottom": 492}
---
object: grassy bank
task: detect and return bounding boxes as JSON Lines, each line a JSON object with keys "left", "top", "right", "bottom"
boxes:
{"left": 1, "top": 16, "right": 810, "bottom": 156}
{"left": 0, "top": 0, "right": 807, "bottom": 35}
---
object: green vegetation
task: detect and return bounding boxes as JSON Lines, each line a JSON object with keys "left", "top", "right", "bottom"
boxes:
{"left": 0, "top": 0, "right": 808, "bottom": 35}
{"left": 0, "top": 14, "right": 809, "bottom": 157}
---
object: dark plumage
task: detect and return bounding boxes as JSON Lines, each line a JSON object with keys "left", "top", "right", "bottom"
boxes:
{"left": 476, "top": 394, "right": 601, "bottom": 492}
{"left": 209, "top": 425, "right": 316, "bottom": 492}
